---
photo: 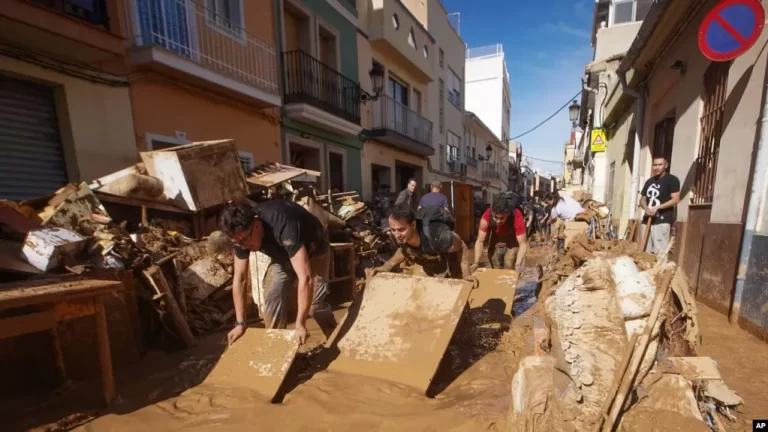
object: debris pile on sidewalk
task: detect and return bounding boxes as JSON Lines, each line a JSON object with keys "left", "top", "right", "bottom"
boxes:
{"left": 513, "top": 236, "right": 742, "bottom": 431}
{"left": 0, "top": 140, "right": 395, "bottom": 350}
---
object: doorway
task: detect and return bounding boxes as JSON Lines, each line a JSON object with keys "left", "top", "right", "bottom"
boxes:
{"left": 289, "top": 141, "right": 322, "bottom": 189}
{"left": 371, "top": 164, "right": 392, "bottom": 197}
{"left": 394, "top": 161, "right": 422, "bottom": 193}
{"left": 328, "top": 150, "right": 345, "bottom": 192}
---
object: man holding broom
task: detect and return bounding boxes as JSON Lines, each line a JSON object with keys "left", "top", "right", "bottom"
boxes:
{"left": 640, "top": 156, "right": 680, "bottom": 256}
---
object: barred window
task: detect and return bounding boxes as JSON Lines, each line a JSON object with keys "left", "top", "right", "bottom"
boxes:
{"left": 693, "top": 62, "right": 729, "bottom": 205}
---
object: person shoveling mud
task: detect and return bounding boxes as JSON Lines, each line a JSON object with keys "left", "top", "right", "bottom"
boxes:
{"left": 369, "top": 204, "right": 473, "bottom": 282}
{"left": 217, "top": 201, "right": 336, "bottom": 345}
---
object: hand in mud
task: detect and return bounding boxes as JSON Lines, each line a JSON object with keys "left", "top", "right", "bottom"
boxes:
{"left": 227, "top": 325, "right": 245, "bottom": 346}
{"left": 463, "top": 275, "right": 480, "bottom": 290}
{"left": 366, "top": 266, "right": 389, "bottom": 278}
{"left": 294, "top": 325, "right": 309, "bottom": 345}
{"left": 469, "top": 263, "right": 479, "bottom": 274}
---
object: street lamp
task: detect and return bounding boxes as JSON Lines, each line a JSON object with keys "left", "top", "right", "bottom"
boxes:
{"left": 568, "top": 100, "right": 581, "bottom": 127}
{"left": 360, "top": 63, "right": 384, "bottom": 103}
{"left": 478, "top": 143, "right": 493, "bottom": 161}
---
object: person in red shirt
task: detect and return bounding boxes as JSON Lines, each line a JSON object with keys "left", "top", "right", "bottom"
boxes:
{"left": 471, "top": 195, "right": 528, "bottom": 273}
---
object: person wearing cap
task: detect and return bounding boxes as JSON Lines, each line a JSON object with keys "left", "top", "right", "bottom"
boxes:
{"left": 418, "top": 180, "right": 449, "bottom": 210}
{"left": 218, "top": 200, "right": 336, "bottom": 346}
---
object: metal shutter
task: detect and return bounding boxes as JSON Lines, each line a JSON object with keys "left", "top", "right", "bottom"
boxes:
{"left": 0, "top": 76, "right": 68, "bottom": 201}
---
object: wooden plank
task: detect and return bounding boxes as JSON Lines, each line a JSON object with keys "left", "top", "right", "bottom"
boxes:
{"left": 53, "top": 299, "right": 97, "bottom": 320}
{"left": 50, "top": 326, "right": 67, "bottom": 383}
{"left": 142, "top": 266, "right": 195, "bottom": 347}
{"left": 664, "top": 357, "right": 722, "bottom": 381}
{"left": 0, "top": 311, "right": 56, "bottom": 339}
{"left": 94, "top": 191, "right": 193, "bottom": 215}
{"left": 95, "top": 297, "right": 116, "bottom": 405}
{"left": 0, "top": 239, "right": 43, "bottom": 275}
{"left": 0, "top": 278, "right": 121, "bottom": 311}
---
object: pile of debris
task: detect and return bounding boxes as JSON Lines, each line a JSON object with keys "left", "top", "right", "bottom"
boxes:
{"left": 513, "top": 237, "right": 741, "bottom": 431}
{"left": 1, "top": 140, "right": 396, "bottom": 350}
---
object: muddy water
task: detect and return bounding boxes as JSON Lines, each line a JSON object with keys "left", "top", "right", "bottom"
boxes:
{"left": 75, "top": 328, "right": 525, "bottom": 432}
{"left": 72, "top": 262, "right": 540, "bottom": 431}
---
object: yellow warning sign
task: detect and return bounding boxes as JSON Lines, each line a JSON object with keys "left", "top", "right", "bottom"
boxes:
{"left": 591, "top": 129, "right": 607, "bottom": 152}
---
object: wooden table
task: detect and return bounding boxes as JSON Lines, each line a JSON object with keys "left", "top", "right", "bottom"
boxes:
{"left": 0, "top": 276, "right": 123, "bottom": 404}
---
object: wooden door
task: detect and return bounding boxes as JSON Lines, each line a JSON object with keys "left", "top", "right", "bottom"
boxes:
{"left": 443, "top": 182, "right": 474, "bottom": 244}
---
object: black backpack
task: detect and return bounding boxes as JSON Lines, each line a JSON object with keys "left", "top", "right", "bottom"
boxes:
{"left": 413, "top": 206, "right": 455, "bottom": 255}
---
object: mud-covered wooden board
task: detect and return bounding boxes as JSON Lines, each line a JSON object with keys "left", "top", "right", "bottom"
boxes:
{"left": 328, "top": 273, "right": 472, "bottom": 394}
{"left": 205, "top": 329, "right": 298, "bottom": 402}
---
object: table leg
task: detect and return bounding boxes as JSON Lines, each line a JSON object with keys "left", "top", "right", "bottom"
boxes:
{"left": 95, "top": 296, "right": 116, "bottom": 404}
{"left": 50, "top": 325, "right": 67, "bottom": 384}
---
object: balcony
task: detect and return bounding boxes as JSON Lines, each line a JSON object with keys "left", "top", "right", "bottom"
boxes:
{"left": 466, "top": 157, "right": 478, "bottom": 168}
{"left": 483, "top": 167, "right": 500, "bottom": 180}
{"left": 128, "top": 0, "right": 280, "bottom": 108}
{"left": 283, "top": 50, "right": 362, "bottom": 137}
{"left": 368, "top": 94, "right": 433, "bottom": 156}
{"left": 0, "top": 0, "right": 124, "bottom": 63}
{"left": 447, "top": 159, "right": 466, "bottom": 175}
{"left": 365, "top": 0, "right": 435, "bottom": 83}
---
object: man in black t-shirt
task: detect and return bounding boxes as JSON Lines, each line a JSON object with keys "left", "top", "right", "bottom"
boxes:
{"left": 218, "top": 201, "right": 336, "bottom": 345}
{"left": 369, "top": 203, "right": 472, "bottom": 279}
{"left": 640, "top": 156, "right": 681, "bottom": 256}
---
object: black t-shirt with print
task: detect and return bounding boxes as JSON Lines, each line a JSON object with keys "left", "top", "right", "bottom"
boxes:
{"left": 641, "top": 174, "right": 681, "bottom": 225}
{"left": 233, "top": 200, "right": 326, "bottom": 262}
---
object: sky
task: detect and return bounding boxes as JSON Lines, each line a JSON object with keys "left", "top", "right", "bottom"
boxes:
{"left": 441, "top": 0, "right": 595, "bottom": 175}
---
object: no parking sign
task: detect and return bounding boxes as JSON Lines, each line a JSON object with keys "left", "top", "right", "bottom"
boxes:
{"left": 699, "top": 0, "right": 765, "bottom": 61}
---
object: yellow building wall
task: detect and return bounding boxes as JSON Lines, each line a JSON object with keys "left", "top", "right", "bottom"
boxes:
{"left": 130, "top": 79, "right": 282, "bottom": 163}
{"left": 361, "top": 141, "right": 428, "bottom": 201}
{"left": 0, "top": 55, "right": 137, "bottom": 182}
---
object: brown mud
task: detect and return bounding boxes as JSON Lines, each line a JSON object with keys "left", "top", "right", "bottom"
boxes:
{"left": 10, "top": 269, "right": 538, "bottom": 432}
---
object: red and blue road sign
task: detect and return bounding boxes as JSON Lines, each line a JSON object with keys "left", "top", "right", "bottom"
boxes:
{"left": 698, "top": 0, "right": 765, "bottom": 61}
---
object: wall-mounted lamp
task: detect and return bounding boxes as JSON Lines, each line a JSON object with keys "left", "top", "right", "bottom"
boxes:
{"left": 478, "top": 144, "right": 493, "bottom": 161}
{"left": 671, "top": 60, "right": 687, "bottom": 75}
{"left": 360, "top": 63, "right": 384, "bottom": 104}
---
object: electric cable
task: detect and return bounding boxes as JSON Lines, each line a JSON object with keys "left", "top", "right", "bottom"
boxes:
{"left": 510, "top": 90, "right": 582, "bottom": 140}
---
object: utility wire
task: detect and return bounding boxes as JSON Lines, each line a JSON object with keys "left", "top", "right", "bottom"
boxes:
{"left": 510, "top": 90, "right": 582, "bottom": 140}
{"left": 522, "top": 155, "right": 564, "bottom": 165}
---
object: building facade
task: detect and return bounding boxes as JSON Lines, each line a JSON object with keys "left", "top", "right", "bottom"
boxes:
{"left": 0, "top": 0, "right": 138, "bottom": 199}
{"left": 127, "top": 0, "right": 282, "bottom": 171}
{"left": 576, "top": 0, "right": 651, "bottom": 233}
{"left": 601, "top": 0, "right": 768, "bottom": 337}
{"left": 466, "top": 112, "right": 506, "bottom": 204}
{"left": 465, "top": 43, "right": 510, "bottom": 144}
{"left": 277, "top": 0, "right": 363, "bottom": 192}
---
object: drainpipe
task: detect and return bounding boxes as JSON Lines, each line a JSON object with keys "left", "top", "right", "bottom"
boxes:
{"left": 619, "top": 69, "right": 644, "bottom": 222}
{"left": 731, "top": 82, "right": 768, "bottom": 324}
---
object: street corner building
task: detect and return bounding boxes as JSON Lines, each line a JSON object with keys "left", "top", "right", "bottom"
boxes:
{"left": 0, "top": 0, "right": 138, "bottom": 200}
{"left": 576, "top": 0, "right": 768, "bottom": 338}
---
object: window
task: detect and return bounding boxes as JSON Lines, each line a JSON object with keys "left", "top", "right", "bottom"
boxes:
{"left": 318, "top": 22, "right": 339, "bottom": 69}
{"left": 439, "top": 78, "right": 445, "bottom": 133}
{"left": 408, "top": 28, "right": 416, "bottom": 49}
{"left": 447, "top": 131, "right": 460, "bottom": 162}
{"left": 472, "top": 132, "right": 476, "bottom": 159}
{"left": 447, "top": 68, "right": 461, "bottom": 107}
{"left": 693, "top": 62, "right": 729, "bottom": 205}
{"left": 392, "top": 13, "right": 400, "bottom": 30}
{"left": 283, "top": 1, "right": 312, "bottom": 53}
{"left": 439, "top": 48, "right": 444, "bottom": 68}
{"left": 611, "top": 0, "right": 652, "bottom": 25}
{"left": 206, "top": 0, "right": 245, "bottom": 39}
{"left": 606, "top": 162, "right": 615, "bottom": 212}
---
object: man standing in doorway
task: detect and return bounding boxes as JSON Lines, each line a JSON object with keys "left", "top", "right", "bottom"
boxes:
{"left": 640, "top": 156, "right": 681, "bottom": 256}
{"left": 395, "top": 178, "right": 419, "bottom": 210}
{"left": 419, "top": 180, "right": 449, "bottom": 210}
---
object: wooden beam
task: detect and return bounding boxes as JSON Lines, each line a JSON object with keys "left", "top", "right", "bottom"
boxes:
{"left": 0, "top": 311, "right": 56, "bottom": 339}
{"left": 142, "top": 266, "right": 195, "bottom": 347}
{"left": 95, "top": 297, "right": 116, "bottom": 405}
